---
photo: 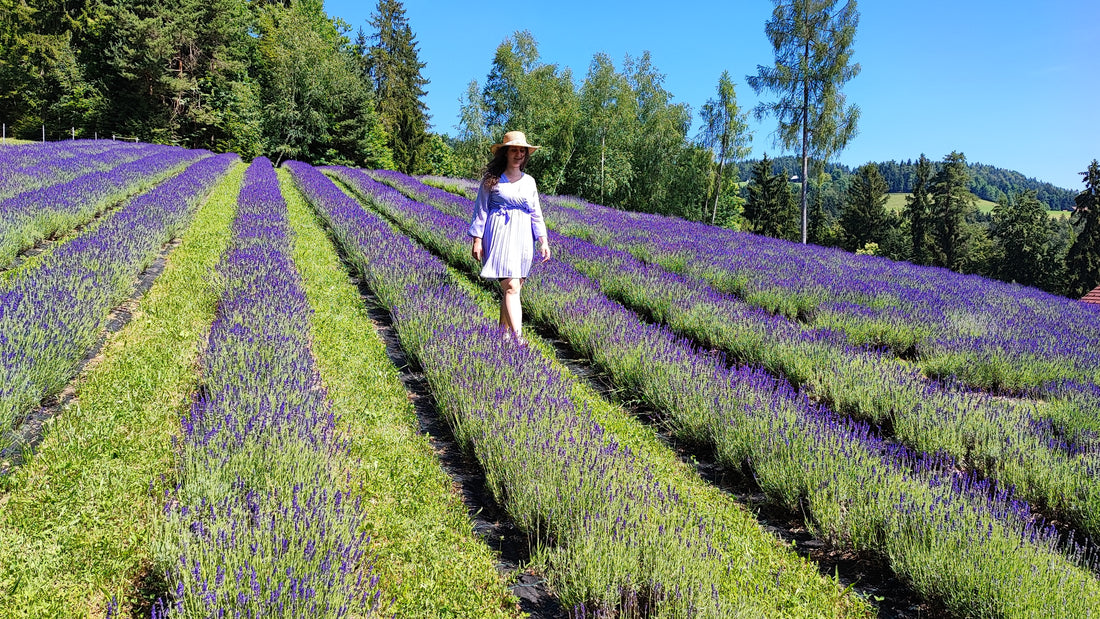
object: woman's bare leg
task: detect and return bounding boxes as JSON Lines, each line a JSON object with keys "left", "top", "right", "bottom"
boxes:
{"left": 499, "top": 277, "right": 523, "bottom": 339}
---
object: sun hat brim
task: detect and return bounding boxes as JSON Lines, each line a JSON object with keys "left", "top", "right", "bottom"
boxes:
{"left": 490, "top": 131, "right": 540, "bottom": 153}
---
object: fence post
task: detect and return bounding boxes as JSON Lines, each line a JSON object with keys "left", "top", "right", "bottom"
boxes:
{"left": 71, "top": 127, "right": 75, "bottom": 140}
{"left": 42, "top": 125, "right": 45, "bottom": 142}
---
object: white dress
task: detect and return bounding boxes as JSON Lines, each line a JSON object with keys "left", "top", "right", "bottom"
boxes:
{"left": 467, "top": 173, "right": 547, "bottom": 279}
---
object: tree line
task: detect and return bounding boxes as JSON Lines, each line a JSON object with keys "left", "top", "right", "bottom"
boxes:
{"left": 746, "top": 151, "right": 1100, "bottom": 299}
{"left": 0, "top": 0, "right": 438, "bottom": 172}
{"left": 2, "top": 0, "right": 1096, "bottom": 297}
{"left": 445, "top": 3, "right": 1096, "bottom": 299}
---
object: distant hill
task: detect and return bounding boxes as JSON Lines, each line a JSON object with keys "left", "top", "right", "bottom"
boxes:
{"left": 739, "top": 156, "right": 1079, "bottom": 211}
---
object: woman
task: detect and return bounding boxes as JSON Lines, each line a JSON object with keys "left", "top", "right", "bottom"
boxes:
{"left": 468, "top": 131, "right": 551, "bottom": 345}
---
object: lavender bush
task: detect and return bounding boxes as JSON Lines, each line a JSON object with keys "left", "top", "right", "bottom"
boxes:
{"left": 154, "top": 158, "right": 383, "bottom": 618}
{"left": 0, "top": 152, "right": 238, "bottom": 455}
{"left": 340, "top": 167, "right": 1100, "bottom": 618}
{"left": 381, "top": 170, "right": 1100, "bottom": 541}
{"left": 0, "top": 144, "right": 206, "bottom": 267}
{"left": 290, "top": 161, "right": 869, "bottom": 618}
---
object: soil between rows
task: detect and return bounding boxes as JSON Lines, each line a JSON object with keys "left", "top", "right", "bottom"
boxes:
{"left": 348, "top": 275, "right": 568, "bottom": 618}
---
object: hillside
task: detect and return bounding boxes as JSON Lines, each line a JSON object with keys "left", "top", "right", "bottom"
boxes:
{"left": 743, "top": 155, "right": 1079, "bottom": 211}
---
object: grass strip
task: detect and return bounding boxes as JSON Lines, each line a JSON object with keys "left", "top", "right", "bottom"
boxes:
{"left": 293, "top": 161, "right": 872, "bottom": 618}
{"left": 0, "top": 161, "right": 244, "bottom": 619}
{"left": 279, "top": 169, "right": 519, "bottom": 618}
{"left": 340, "top": 167, "right": 1100, "bottom": 618}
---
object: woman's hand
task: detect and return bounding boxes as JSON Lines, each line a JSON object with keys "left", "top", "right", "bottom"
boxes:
{"left": 538, "top": 238, "right": 550, "bottom": 262}
{"left": 471, "top": 237, "right": 483, "bottom": 262}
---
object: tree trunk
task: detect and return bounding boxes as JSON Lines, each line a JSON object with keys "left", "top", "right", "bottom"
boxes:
{"left": 711, "top": 158, "right": 725, "bottom": 225}
{"left": 801, "top": 40, "right": 810, "bottom": 244}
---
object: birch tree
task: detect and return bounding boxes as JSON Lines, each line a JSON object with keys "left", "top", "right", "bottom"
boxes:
{"left": 698, "top": 70, "right": 751, "bottom": 225}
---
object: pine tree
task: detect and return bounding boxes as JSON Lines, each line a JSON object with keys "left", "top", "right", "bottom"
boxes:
{"left": 990, "top": 189, "right": 1049, "bottom": 287}
{"left": 1066, "top": 160, "right": 1100, "bottom": 297}
{"left": 930, "top": 151, "right": 975, "bottom": 270}
{"left": 905, "top": 154, "right": 934, "bottom": 265}
{"left": 840, "top": 162, "right": 888, "bottom": 251}
{"left": 747, "top": 155, "right": 799, "bottom": 241}
{"left": 367, "top": 0, "right": 429, "bottom": 173}
{"left": 747, "top": 0, "right": 861, "bottom": 244}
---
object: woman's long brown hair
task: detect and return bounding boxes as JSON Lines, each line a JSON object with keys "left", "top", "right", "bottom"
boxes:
{"left": 480, "top": 146, "right": 528, "bottom": 192}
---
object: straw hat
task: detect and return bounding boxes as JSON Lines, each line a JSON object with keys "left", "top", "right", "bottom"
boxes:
{"left": 490, "top": 130, "right": 540, "bottom": 154}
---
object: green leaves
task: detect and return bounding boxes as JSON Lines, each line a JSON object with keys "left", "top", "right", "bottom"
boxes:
{"left": 748, "top": 0, "right": 862, "bottom": 243}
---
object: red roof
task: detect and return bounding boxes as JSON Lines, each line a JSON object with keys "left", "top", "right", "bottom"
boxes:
{"left": 1083, "top": 286, "right": 1100, "bottom": 305}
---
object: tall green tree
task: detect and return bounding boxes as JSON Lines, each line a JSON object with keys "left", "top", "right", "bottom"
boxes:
{"left": 623, "top": 52, "right": 692, "bottom": 215}
{"left": 1066, "top": 160, "right": 1100, "bottom": 297}
{"left": 904, "top": 154, "right": 934, "bottom": 265}
{"left": 453, "top": 79, "right": 491, "bottom": 177}
{"left": 747, "top": 0, "right": 861, "bottom": 244}
{"left": 746, "top": 155, "right": 799, "bottom": 240}
{"left": 698, "top": 70, "right": 751, "bottom": 225}
{"left": 256, "top": 0, "right": 390, "bottom": 167}
{"left": 479, "top": 31, "right": 578, "bottom": 193}
{"left": 367, "top": 0, "right": 429, "bottom": 173}
{"left": 989, "top": 189, "right": 1050, "bottom": 287}
{"left": 840, "top": 162, "right": 888, "bottom": 251}
{"left": 929, "top": 151, "right": 976, "bottom": 270}
{"left": 570, "top": 53, "right": 637, "bottom": 205}
{"left": 664, "top": 144, "right": 715, "bottom": 223}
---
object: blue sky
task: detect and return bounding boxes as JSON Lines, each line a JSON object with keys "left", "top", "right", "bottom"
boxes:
{"left": 326, "top": 0, "right": 1098, "bottom": 190}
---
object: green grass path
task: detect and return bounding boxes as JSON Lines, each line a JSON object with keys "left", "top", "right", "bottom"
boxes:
{"left": 280, "top": 170, "right": 519, "bottom": 618}
{"left": 0, "top": 162, "right": 245, "bottom": 618}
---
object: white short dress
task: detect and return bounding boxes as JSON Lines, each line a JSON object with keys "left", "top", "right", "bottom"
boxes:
{"left": 467, "top": 173, "right": 547, "bottom": 279}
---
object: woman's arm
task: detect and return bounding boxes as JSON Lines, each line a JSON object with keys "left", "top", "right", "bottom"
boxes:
{"left": 468, "top": 181, "right": 489, "bottom": 239}
{"left": 469, "top": 182, "right": 489, "bottom": 262}
{"left": 528, "top": 179, "right": 550, "bottom": 262}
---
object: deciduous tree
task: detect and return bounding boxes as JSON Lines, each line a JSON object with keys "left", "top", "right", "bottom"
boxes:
{"left": 698, "top": 70, "right": 751, "bottom": 225}
{"left": 479, "top": 31, "right": 578, "bottom": 193}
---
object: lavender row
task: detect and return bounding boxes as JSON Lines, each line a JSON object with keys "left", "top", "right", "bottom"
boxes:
{"left": 416, "top": 172, "right": 1100, "bottom": 393}
{"left": 0, "top": 139, "right": 122, "bottom": 172}
{"left": 377, "top": 170, "right": 1100, "bottom": 541}
{"left": 0, "top": 141, "right": 145, "bottom": 199}
{"left": 0, "top": 152, "right": 238, "bottom": 455}
{"left": 339, "top": 167, "right": 1100, "bottom": 617}
{"left": 292, "top": 161, "right": 868, "bottom": 617}
{"left": 153, "top": 158, "right": 382, "bottom": 618}
{"left": 0, "top": 145, "right": 208, "bottom": 268}
{"left": 550, "top": 192, "right": 1100, "bottom": 394}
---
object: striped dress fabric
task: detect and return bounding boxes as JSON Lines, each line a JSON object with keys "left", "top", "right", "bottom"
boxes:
{"left": 468, "top": 173, "right": 547, "bottom": 279}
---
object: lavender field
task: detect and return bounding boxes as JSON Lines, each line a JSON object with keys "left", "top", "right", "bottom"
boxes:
{"left": 1, "top": 141, "right": 1098, "bottom": 618}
